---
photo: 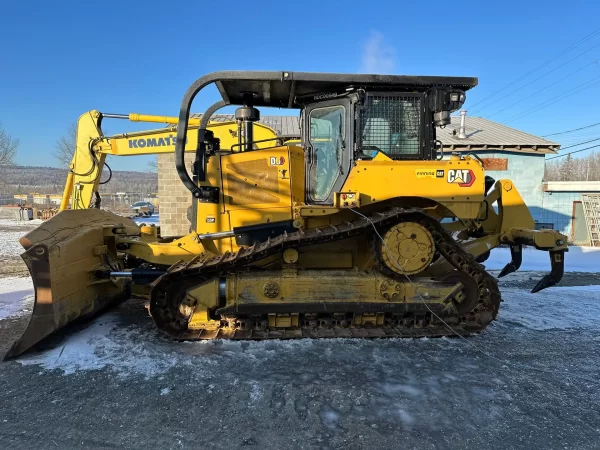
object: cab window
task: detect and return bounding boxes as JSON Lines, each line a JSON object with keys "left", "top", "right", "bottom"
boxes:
{"left": 308, "top": 105, "right": 345, "bottom": 201}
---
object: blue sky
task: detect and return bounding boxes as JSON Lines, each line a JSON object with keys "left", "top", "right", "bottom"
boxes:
{"left": 1, "top": 0, "right": 599, "bottom": 171}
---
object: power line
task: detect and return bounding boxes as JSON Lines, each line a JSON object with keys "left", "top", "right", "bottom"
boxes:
{"left": 557, "top": 134, "right": 600, "bottom": 145}
{"left": 559, "top": 137, "right": 600, "bottom": 146}
{"left": 473, "top": 43, "right": 600, "bottom": 114}
{"left": 558, "top": 129, "right": 600, "bottom": 136}
{"left": 546, "top": 143, "right": 600, "bottom": 159}
{"left": 505, "top": 78, "right": 600, "bottom": 124}
{"left": 504, "top": 75, "right": 600, "bottom": 123}
{"left": 543, "top": 121, "right": 600, "bottom": 137}
{"left": 469, "top": 27, "right": 600, "bottom": 110}
{"left": 558, "top": 131, "right": 600, "bottom": 140}
{"left": 486, "top": 60, "right": 598, "bottom": 119}
{"left": 558, "top": 137, "right": 600, "bottom": 150}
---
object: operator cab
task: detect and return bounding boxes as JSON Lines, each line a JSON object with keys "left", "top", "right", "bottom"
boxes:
{"left": 297, "top": 87, "right": 467, "bottom": 204}
{"left": 173, "top": 71, "right": 475, "bottom": 206}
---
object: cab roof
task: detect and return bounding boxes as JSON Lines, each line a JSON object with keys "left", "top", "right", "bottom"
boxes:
{"left": 202, "top": 71, "right": 478, "bottom": 108}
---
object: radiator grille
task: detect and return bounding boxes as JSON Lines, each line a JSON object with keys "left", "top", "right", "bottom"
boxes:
{"left": 358, "top": 95, "right": 422, "bottom": 158}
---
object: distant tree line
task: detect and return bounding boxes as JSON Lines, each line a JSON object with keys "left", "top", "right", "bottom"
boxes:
{"left": 544, "top": 152, "right": 600, "bottom": 182}
{"left": 0, "top": 165, "right": 157, "bottom": 195}
{"left": 0, "top": 120, "right": 157, "bottom": 196}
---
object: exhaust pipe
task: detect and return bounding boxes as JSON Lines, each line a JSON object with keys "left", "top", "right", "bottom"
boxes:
{"left": 457, "top": 110, "right": 467, "bottom": 139}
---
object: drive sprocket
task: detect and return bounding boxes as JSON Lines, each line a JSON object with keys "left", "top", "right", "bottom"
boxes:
{"left": 379, "top": 222, "right": 435, "bottom": 275}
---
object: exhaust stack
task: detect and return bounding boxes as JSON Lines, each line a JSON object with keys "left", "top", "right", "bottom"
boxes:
{"left": 457, "top": 110, "right": 467, "bottom": 139}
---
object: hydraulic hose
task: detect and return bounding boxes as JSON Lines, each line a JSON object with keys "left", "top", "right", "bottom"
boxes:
{"left": 173, "top": 71, "right": 290, "bottom": 197}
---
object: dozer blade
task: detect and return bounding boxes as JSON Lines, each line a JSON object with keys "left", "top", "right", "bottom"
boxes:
{"left": 531, "top": 250, "right": 565, "bottom": 293}
{"left": 3, "top": 209, "right": 139, "bottom": 360}
{"left": 498, "top": 244, "right": 522, "bottom": 278}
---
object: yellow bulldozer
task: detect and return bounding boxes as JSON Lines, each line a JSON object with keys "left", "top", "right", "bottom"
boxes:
{"left": 5, "top": 70, "right": 568, "bottom": 359}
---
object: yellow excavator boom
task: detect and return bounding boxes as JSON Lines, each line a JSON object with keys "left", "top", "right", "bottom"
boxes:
{"left": 61, "top": 110, "right": 283, "bottom": 211}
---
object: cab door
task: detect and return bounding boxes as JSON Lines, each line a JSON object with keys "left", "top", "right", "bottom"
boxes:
{"left": 304, "top": 98, "right": 352, "bottom": 205}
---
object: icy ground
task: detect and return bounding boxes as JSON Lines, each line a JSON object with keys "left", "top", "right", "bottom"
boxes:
{"left": 0, "top": 219, "right": 599, "bottom": 449}
{"left": 8, "top": 284, "right": 600, "bottom": 377}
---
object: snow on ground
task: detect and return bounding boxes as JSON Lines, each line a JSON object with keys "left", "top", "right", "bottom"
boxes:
{"left": 0, "top": 231, "right": 31, "bottom": 257}
{"left": 499, "top": 285, "right": 600, "bottom": 331}
{"left": 485, "top": 245, "right": 600, "bottom": 272}
{"left": 15, "top": 310, "right": 318, "bottom": 377}
{"left": 17, "top": 314, "right": 197, "bottom": 377}
{"left": 13, "top": 283, "right": 600, "bottom": 378}
{"left": 132, "top": 214, "right": 159, "bottom": 226}
{"left": 0, "top": 277, "right": 33, "bottom": 320}
{"left": 0, "top": 219, "right": 43, "bottom": 227}
{"left": 0, "top": 219, "right": 43, "bottom": 257}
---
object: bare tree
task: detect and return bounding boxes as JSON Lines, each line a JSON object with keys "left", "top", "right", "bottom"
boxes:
{"left": 54, "top": 123, "right": 77, "bottom": 167}
{"left": 561, "top": 154, "right": 575, "bottom": 181}
{"left": 0, "top": 122, "right": 18, "bottom": 168}
{"left": 0, "top": 123, "right": 19, "bottom": 192}
{"left": 545, "top": 151, "right": 600, "bottom": 182}
{"left": 146, "top": 156, "right": 158, "bottom": 172}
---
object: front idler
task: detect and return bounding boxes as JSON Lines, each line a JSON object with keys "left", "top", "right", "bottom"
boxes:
{"left": 498, "top": 244, "right": 522, "bottom": 278}
{"left": 531, "top": 250, "right": 565, "bottom": 293}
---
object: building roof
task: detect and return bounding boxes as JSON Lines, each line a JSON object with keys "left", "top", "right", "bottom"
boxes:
{"left": 438, "top": 116, "right": 559, "bottom": 154}
{"left": 193, "top": 113, "right": 559, "bottom": 154}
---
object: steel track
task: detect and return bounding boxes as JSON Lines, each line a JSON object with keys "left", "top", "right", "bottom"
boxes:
{"left": 149, "top": 207, "right": 501, "bottom": 340}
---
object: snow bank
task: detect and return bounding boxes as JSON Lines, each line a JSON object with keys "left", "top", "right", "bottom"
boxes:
{"left": 485, "top": 246, "right": 600, "bottom": 272}
{"left": 0, "top": 277, "right": 33, "bottom": 319}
